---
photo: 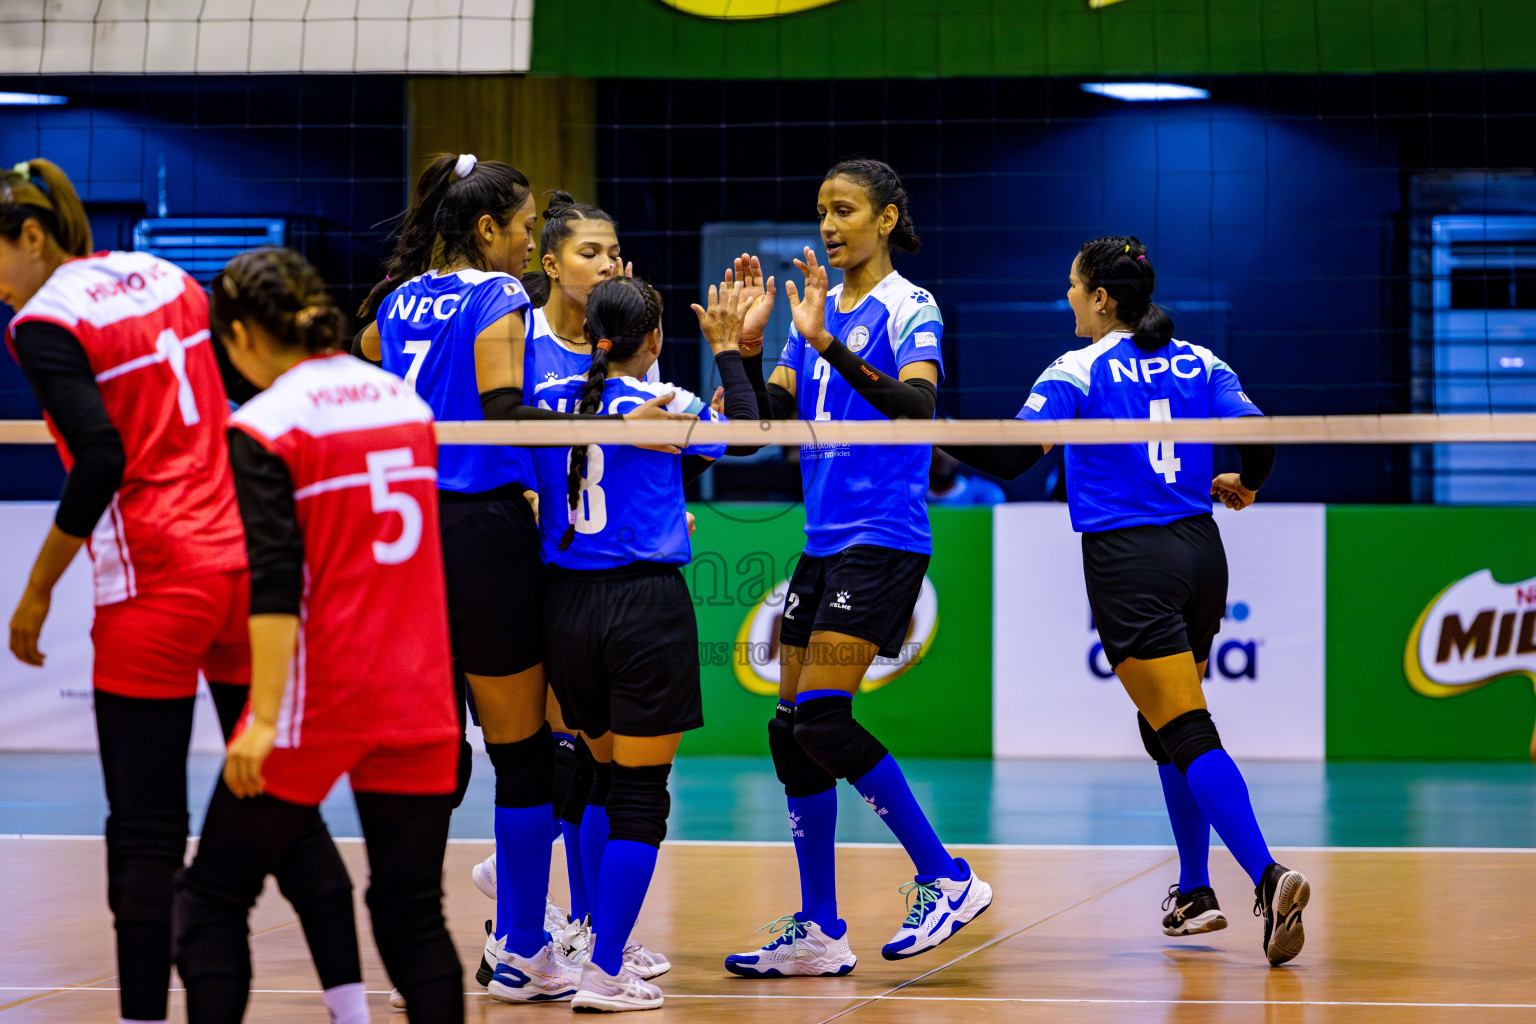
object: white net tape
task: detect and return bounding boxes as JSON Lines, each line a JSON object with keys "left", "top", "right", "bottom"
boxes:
{"left": 4, "top": 413, "right": 1536, "bottom": 447}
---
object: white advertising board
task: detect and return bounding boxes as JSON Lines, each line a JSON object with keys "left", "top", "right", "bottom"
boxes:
{"left": 0, "top": 503, "right": 228, "bottom": 753}
{"left": 992, "top": 503, "right": 1325, "bottom": 760}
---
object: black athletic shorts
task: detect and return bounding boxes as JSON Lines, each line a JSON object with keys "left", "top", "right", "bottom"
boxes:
{"left": 438, "top": 483, "right": 545, "bottom": 677}
{"left": 1081, "top": 512, "right": 1228, "bottom": 669}
{"left": 778, "top": 545, "right": 930, "bottom": 660}
{"left": 544, "top": 562, "right": 704, "bottom": 739}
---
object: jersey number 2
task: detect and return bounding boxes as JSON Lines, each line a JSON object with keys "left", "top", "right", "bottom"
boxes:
{"left": 367, "top": 448, "right": 424, "bottom": 564}
{"left": 811, "top": 358, "right": 833, "bottom": 421}
{"left": 1147, "top": 399, "right": 1182, "bottom": 483}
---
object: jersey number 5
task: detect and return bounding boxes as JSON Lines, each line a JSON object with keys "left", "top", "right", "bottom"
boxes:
{"left": 367, "top": 448, "right": 424, "bottom": 564}
{"left": 1147, "top": 398, "right": 1182, "bottom": 483}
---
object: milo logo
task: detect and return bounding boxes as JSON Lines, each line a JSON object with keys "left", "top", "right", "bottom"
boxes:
{"left": 1404, "top": 570, "right": 1536, "bottom": 697}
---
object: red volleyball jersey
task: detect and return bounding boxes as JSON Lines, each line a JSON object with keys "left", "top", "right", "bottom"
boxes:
{"left": 229, "top": 354, "right": 456, "bottom": 748}
{"left": 6, "top": 251, "right": 246, "bottom": 604}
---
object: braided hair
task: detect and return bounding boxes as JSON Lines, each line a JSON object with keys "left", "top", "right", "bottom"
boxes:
{"left": 559, "top": 277, "right": 663, "bottom": 551}
{"left": 1075, "top": 236, "right": 1174, "bottom": 351}
{"left": 358, "top": 154, "right": 531, "bottom": 319}
{"left": 212, "top": 248, "right": 348, "bottom": 355}
{"left": 825, "top": 157, "right": 921, "bottom": 254}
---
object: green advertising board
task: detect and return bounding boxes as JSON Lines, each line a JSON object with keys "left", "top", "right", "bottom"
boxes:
{"left": 1327, "top": 506, "right": 1536, "bottom": 760}
{"left": 682, "top": 501, "right": 992, "bottom": 756}
{"left": 533, "top": 0, "right": 1536, "bottom": 79}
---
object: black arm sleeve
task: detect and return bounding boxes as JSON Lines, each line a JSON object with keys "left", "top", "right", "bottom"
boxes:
{"left": 713, "top": 350, "right": 765, "bottom": 456}
{"left": 11, "top": 321, "right": 126, "bottom": 538}
{"left": 682, "top": 454, "right": 714, "bottom": 485}
{"left": 227, "top": 429, "right": 304, "bottom": 616}
{"left": 819, "top": 336, "right": 938, "bottom": 421}
{"left": 939, "top": 442, "right": 1045, "bottom": 482}
{"left": 1235, "top": 443, "right": 1276, "bottom": 491}
{"left": 743, "top": 352, "right": 798, "bottom": 419}
{"left": 480, "top": 385, "right": 614, "bottom": 421}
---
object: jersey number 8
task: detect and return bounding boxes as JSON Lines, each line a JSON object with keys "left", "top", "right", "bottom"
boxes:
{"left": 569, "top": 445, "right": 608, "bottom": 535}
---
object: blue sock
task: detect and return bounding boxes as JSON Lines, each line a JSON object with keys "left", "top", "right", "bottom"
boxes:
{"left": 494, "top": 804, "right": 554, "bottom": 957}
{"left": 590, "top": 840, "right": 657, "bottom": 976}
{"left": 1183, "top": 749, "right": 1274, "bottom": 886}
{"left": 1158, "top": 763, "right": 1211, "bottom": 890}
{"left": 852, "top": 755, "right": 960, "bottom": 879}
{"left": 562, "top": 817, "right": 589, "bottom": 921}
{"left": 787, "top": 788, "right": 839, "bottom": 928}
{"left": 579, "top": 805, "right": 609, "bottom": 928}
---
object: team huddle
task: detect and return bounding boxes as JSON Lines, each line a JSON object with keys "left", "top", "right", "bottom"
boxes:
{"left": 1, "top": 152, "right": 1309, "bottom": 1023}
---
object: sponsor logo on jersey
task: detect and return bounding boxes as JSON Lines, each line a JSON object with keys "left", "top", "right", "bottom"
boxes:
{"left": 1404, "top": 570, "right": 1536, "bottom": 697}
{"left": 386, "top": 291, "right": 462, "bottom": 324}
{"left": 914, "top": 330, "right": 938, "bottom": 350}
{"left": 1108, "top": 354, "right": 1203, "bottom": 383}
{"left": 831, "top": 590, "right": 853, "bottom": 610}
{"left": 1087, "top": 599, "right": 1259, "bottom": 681}
{"left": 1025, "top": 393, "right": 1047, "bottom": 412}
{"left": 846, "top": 325, "right": 870, "bottom": 353}
{"left": 733, "top": 577, "right": 939, "bottom": 696}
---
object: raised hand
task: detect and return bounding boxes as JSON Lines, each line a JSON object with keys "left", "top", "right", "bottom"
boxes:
{"left": 785, "top": 246, "right": 830, "bottom": 352}
{"left": 691, "top": 278, "right": 757, "bottom": 355}
{"left": 729, "top": 253, "right": 776, "bottom": 358}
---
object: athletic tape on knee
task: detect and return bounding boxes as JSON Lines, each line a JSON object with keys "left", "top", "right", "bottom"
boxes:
{"left": 484, "top": 722, "right": 555, "bottom": 808}
{"left": 588, "top": 760, "right": 613, "bottom": 807}
{"left": 1138, "top": 713, "right": 1171, "bottom": 766}
{"left": 1156, "top": 708, "right": 1224, "bottom": 776}
{"left": 605, "top": 763, "right": 672, "bottom": 848}
{"left": 791, "top": 694, "right": 888, "bottom": 782}
{"left": 769, "top": 701, "right": 836, "bottom": 797}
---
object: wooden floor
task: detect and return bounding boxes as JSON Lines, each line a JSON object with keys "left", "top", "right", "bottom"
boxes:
{"left": 3, "top": 838, "right": 1535, "bottom": 1023}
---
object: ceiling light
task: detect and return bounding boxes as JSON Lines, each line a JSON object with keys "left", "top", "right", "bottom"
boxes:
{"left": 1080, "top": 83, "right": 1209, "bottom": 102}
{"left": 0, "top": 92, "right": 68, "bottom": 106}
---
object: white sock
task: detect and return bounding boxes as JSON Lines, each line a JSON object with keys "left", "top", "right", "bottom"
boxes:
{"left": 323, "top": 982, "right": 369, "bottom": 1024}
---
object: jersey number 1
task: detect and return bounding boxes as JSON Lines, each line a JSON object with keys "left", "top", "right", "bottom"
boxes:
{"left": 1147, "top": 399, "right": 1182, "bottom": 483}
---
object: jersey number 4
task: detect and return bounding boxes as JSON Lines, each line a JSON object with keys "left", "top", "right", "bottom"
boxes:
{"left": 1147, "top": 399, "right": 1182, "bottom": 483}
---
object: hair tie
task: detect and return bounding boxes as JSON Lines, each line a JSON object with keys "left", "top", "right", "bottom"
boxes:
{"left": 454, "top": 153, "right": 478, "bottom": 180}
{"left": 1124, "top": 245, "right": 1131, "bottom": 254}
{"left": 1136, "top": 254, "right": 1147, "bottom": 261}
{"left": 596, "top": 339, "right": 613, "bottom": 352}
{"left": 295, "top": 306, "right": 321, "bottom": 329}
{"left": 11, "top": 161, "right": 30, "bottom": 180}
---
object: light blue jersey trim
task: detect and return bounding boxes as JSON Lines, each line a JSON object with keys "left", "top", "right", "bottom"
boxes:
{"left": 1034, "top": 367, "right": 1089, "bottom": 394}
{"left": 895, "top": 305, "right": 943, "bottom": 345}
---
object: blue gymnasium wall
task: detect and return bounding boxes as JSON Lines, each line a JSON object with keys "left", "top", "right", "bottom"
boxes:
{"left": 0, "top": 75, "right": 406, "bottom": 499}
{"left": 599, "top": 74, "right": 1534, "bottom": 504}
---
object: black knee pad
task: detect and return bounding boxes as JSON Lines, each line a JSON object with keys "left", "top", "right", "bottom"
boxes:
{"left": 453, "top": 737, "right": 474, "bottom": 810}
{"left": 588, "top": 760, "right": 612, "bottom": 808}
{"left": 791, "top": 695, "right": 888, "bottom": 783}
{"left": 1157, "top": 709, "right": 1224, "bottom": 775}
{"left": 484, "top": 723, "right": 554, "bottom": 809}
{"left": 605, "top": 763, "right": 672, "bottom": 848}
{"left": 106, "top": 808, "right": 190, "bottom": 923}
{"left": 552, "top": 731, "right": 577, "bottom": 805}
{"left": 769, "top": 701, "right": 836, "bottom": 797}
{"left": 562, "top": 737, "right": 596, "bottom": 825}
{"left": 1138, "top": 713, "right": 1171, "bottom": 766}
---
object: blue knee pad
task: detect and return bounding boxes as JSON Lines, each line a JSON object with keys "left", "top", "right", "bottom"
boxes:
{"left": 791, "top": 694, "right": 888, "bottom": 783}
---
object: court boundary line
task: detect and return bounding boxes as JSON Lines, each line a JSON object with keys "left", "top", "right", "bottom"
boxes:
{"left": 3, "top": 987, "right": 1531, "bottom": 1010}
{"left": 7, "top": 835, "right": 1534, "bottom": 854}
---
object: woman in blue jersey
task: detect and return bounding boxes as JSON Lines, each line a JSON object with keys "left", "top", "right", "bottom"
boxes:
{"left": 468, "top": 190, "right": 669, "bottom": 979}
{"left": 530, "top": 276, "right": 760, "bottom": 1011}
{"left": 727, "top": 159, "right": 992, "bottom": 977}
{"left": 945, "top": 236, "right": 1309, "bottom": 967}
{"left": 354, "top": 155, "right": 692, "bottom": 1005}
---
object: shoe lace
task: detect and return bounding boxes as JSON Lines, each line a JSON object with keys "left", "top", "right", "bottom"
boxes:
{"left": 1160, "top": 884, "right": 1181, "bottom": 913}
{"left": 755, "top": 914, "right": 809, "bottom": 954}
{"left": 1253, "top": 894, "right": 1265, "bottom": 918}
{"left": 899, "top": 880, "right": 943, "bottom": 928}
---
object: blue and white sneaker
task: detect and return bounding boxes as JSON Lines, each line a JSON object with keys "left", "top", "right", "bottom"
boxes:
{"left": 880, "top": 859, "right": 992, "bottom": 960}
{"left": 724, "top": 913, "right": 856, "bottom": 977}
{"left": 486, "top": 940, "right": 582, "bottom": 1003}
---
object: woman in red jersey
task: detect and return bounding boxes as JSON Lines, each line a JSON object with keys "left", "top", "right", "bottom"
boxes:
{"left": 2, "top": 160, "right": 358, "bottom": 1024}
{"left": 173, "top": 248, "right": 462, "bottom": 1024}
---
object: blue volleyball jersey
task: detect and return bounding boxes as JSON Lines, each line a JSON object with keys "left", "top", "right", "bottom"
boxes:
{"left": 528, "top": 375, "right": 726, "bottom": 571}
{"left": 775, "top": 271, "right": 944, "bottom": 556}
{"left": 1017, "top": 331, "right": 1263, "bottom": 533}
{"left": 523, "top": 307, "right": 659, "bottom": 410}
{"left": 377, "top": 269, "right": 535, "bottom": 493}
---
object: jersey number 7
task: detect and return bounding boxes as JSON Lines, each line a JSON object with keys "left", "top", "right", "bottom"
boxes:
{"left": 1147, "top": 399, "right": 1182, "bottom": 483}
